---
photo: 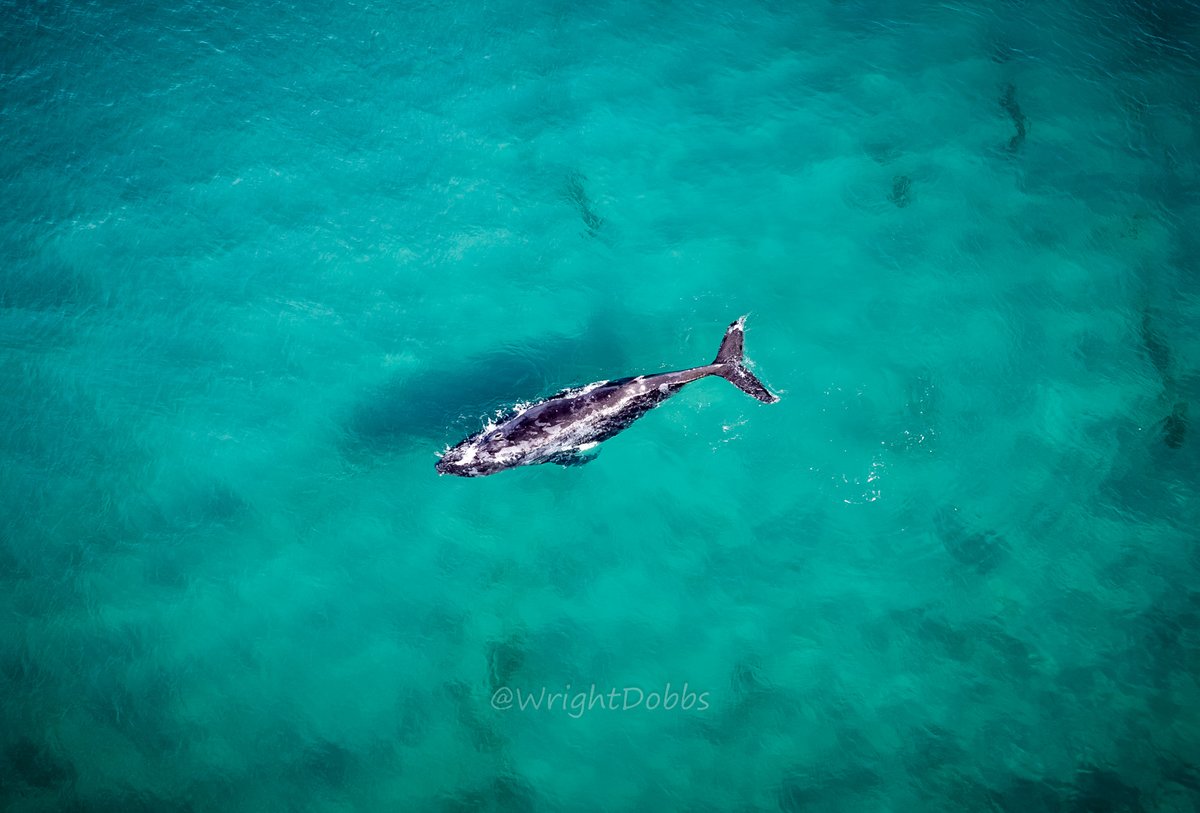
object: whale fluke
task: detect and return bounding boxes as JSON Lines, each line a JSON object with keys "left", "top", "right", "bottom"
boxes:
{"left": 713, "top": 316, "right": 779, "bottom": 404}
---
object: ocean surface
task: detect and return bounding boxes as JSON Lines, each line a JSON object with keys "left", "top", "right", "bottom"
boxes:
{"left": 2, "top": 0, "right": 1198, "bottom": 810}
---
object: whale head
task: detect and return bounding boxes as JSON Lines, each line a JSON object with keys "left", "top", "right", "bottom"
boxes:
{"left": 435, "top": 428, "right": 518, "bottom": 477}
{"left": 435, "top": 440, "right": 484, "bottom": 477}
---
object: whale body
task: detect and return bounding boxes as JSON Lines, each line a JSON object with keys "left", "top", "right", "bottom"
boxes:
{"left": 435, "top": 316, "right": 778, "bottom": 477}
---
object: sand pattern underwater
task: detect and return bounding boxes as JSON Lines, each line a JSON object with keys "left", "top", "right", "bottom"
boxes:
{"left": 2, "top": 0, "right": 1199, "bottom": 810}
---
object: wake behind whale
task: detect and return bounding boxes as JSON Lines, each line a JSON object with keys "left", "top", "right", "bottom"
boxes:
{"left": 436, "top": 316, "right": 778, "bottom": 477}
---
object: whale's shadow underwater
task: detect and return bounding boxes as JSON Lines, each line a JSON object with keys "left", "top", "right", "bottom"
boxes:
{"left": 344, "top": 315, "right": 632, "bottom": 459}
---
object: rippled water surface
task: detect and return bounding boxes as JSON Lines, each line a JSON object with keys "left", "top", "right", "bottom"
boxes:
{"left": 2, "top": 0, "right": 1199, "bottom": 810}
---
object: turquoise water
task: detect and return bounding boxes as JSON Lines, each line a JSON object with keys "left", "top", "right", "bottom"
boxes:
{"left": 2, "top": 0, "right": 1198, "bottom": 809}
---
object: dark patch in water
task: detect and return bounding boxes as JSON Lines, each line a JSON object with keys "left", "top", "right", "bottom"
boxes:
{"left": 999, "top": 83, "right": 1027, "bottom": 152}
{"left": 979, "top": 623, "right": 1041, "bottom": 679}
{"left": 142, "top": 542, "right": 191, "bottom": 589}
{"left": 1124, "top": 600, "right": 1200, "bottom": 688}
{"left": 122, "top": 480, "right": 251, "bottom": 546}
{"left": 0, "top": 534, "right": 23, "bottom": 581}
{"left": 0, "top": 644, "right": 53, "bottom": 698}
{"left": 487, "top": 635, "right": 526, "bottom": 693}
{"left": 901, "top": 723, "right": 984, "bottom": 804}
{"left": 903, "top": 722, "right": 966, "bottom": 773}
{"left": 396, "top": 687, "right": 432, "bottom": 747}
{"left": 1162, "top": 760, "right": 1200, "bottom": 794}
{"left": 1070, "top": 765, "right": 1144, "bottom": 813}
{"left": 345, "top": 317, "right": 629, "bottom": 456}
{"left": 490, "top": 773, "right": 539, "bottom": 813}
{"left": 988, "top": 776, "right": 1070, "bottom": 813}
{"left": 730, "top": 655, "right": 768, "bottom": 699}
{"left": 82, "top": 652, "right": 181, "bottom": 755}
{"left": 302, "top": 739, "right": 355, "bottom": 787}
{"left": 441, "top": 772, "right": 538, "bottom": 813}
{"left": 443, "top": 680, "right": 503, "bottom": 752}
{"left": 873, "top": 606, "right": 974, "bottom": 662}
{"left": 1162, "top": 400, "right": 1188, "bottom": 448}
{"left": 1139, "top": 308, "right": 1188, "bottom": 449}
{"left": 1140, "top": 308, "right": 1174, "bottom": 379}
{"left": 889, "top": 174, "right": 912, "bottom": 207}
{"left": 0, "top": 259, "right": 99, "bottom": 312}
{"left": 935, "top": 506, "right": 1009, "bottom": 573}
{"left": 197, "top": 480, "right": 251, "bottom": 526}
{"left": 915, "top": 615, "right": 974, "bottom": 663}
{"left": 348, "top": 350, "right": 552, "bottom": 452}
{"left": 564, "top": 171, "right": 603, "bottom": 235}
{"left": 3, "top": 737, "right": 76, "bottom": 790}
{"left": 1115, "top": 0, "right": 1200, "bottom": 65}
{"left": 989, "top": 766, "right": 1145, "bottom": 813}
{"left": 778, "top": 763, "right": 882, "bottom": 812}
{"left": 59, "top": 790, "right": 195, "bottom": 813}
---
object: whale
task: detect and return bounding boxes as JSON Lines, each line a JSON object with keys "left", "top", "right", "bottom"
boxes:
{"left": 435, "top": 316, "right": 778, "bottom": 477}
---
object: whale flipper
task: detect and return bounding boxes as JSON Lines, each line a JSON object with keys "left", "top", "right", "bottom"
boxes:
{"left": 546, "top": 448, "right": 600, "bottom": 467}
{"left": 713, "top": 316, "right": 779, "bottom": 404}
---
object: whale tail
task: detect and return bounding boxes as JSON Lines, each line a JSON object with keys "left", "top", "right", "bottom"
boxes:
{"left": 712, "top": 316, "right": 779, "bottom": 404}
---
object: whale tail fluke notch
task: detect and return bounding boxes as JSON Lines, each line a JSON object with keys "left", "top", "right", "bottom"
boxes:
{"left": 712, "top": 316, "right": 779, "bottom": 404}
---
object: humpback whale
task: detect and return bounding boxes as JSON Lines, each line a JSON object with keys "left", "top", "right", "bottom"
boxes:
{"left": 435, "top": 316, "right": 778, "bottom": 477}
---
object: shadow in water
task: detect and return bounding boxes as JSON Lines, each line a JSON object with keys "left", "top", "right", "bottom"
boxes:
{"left": 487, "top": 633, "right": 527, "bottom": 694}
{"left": 889, "top": 174, "right": 912, "bottom": 208}
{"left": 344, "top": 312, "right": 630, "bottom": 458}
{"left": 3, "top": 737, "right": 76, "bottom": 792}
{"left": 999, "top": 83, "right": 1028, "bottom": 153}
{"left": 301, "top": 739, "right": 356, "bottom": 788}
{"left": 440, "top": 772, "right": 539, "bottom": 813}
{"left": 978, "top": 764, "right": 1149, "bottom": 813}
{"left": 778, "top": 762, "right": 882, "bottom": 812}
{"left": 1140, "top": 307, "right": 1189, "bottom": 450}
{"left": 934, "top": 506, "right": 1010, "bottom": 574}
{"left": 563, "top": 170, "right": 603, "bottom": 236}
